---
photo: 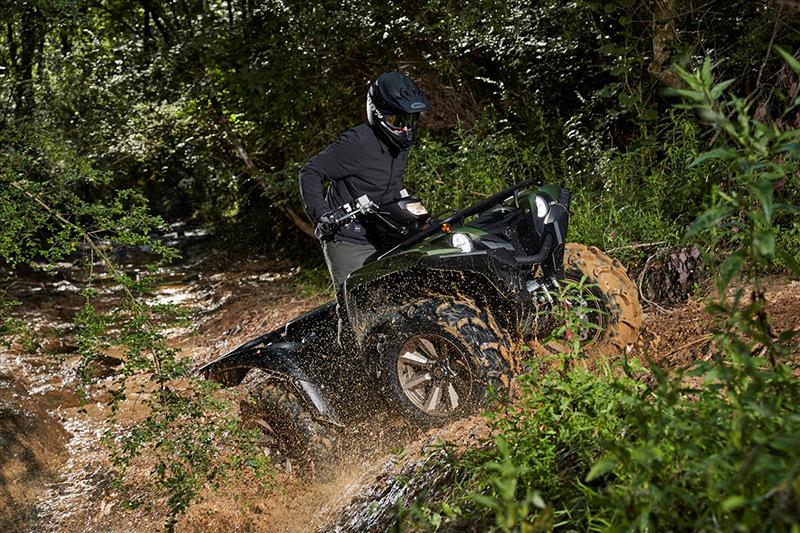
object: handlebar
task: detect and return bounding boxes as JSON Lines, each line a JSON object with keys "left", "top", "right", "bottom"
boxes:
{"left": 333, "top": 195, "right": 379, "bottom": 226}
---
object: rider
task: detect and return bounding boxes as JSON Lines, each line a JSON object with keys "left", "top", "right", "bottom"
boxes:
{"left": 299, "top": 72, "right": 432, "bottom": 308}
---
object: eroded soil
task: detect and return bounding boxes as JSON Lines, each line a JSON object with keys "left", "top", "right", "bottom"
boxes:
{"left": 2, "top": 235, "right": 799, "bottom": 532}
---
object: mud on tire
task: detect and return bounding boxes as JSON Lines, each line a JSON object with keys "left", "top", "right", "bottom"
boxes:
{"left": 376, "top": 297, "right": 515, "bottom": 428}
{"left": 243, "top": 383, "right": 337, "bottom": 477}
{"left": 545, "top": 243, "right": 642, "bottom": 355}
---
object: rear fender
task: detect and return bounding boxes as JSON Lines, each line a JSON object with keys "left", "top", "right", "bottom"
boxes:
{"left": 198, "top": 342, "right": 341, "bottom": 426}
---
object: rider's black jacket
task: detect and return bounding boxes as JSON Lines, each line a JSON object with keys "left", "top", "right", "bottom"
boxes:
{"left": 299, "top": 123, "right": 408, "bottom": 245}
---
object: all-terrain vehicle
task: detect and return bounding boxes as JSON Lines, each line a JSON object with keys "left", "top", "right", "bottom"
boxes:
{"left": 199, "top": 179, "right": 642, "bottom": 470}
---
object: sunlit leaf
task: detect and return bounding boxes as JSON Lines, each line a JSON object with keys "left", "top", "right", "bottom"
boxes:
{"left": 753, "top": 232, "right": 775, "bottom": 258}
{"left": 470, "top": 493, "right": 501, "bottom": 510}
{"left": 619, "top": 92, "right": 638, "bottom": 107}
{"left": 722, "top": 495, "right": 747, "bottom": 511}
{"left": 710, "top": 78, "right": 735, "bottom": 99}
{"left": 776, "top": 204, "right": 800, "bottom": 217}
{"left": 586, "top": 457, "right": 617, "bottom": 482}
{"left": 690, "top": 147, "right": 737, "bottom": 167}
{"left": 748, "top": 181, "right": 774, "bottom": 223}
{"left": 778, "top": 250, "right": 800, "bottom": 276}
{"left": 688, "top": 205, "right": 733, "bottom": 236}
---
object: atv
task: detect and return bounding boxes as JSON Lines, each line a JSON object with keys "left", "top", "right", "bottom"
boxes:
{"left": 199, "top": 179, "right": 642, "bottom": 471}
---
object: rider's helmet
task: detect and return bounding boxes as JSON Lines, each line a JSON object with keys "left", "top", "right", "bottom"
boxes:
{"left": 366, "top": 72, "right": 431, "bottom": 150}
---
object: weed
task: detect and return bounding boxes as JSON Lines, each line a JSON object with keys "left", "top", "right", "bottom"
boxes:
{"left": 290, "top": 265, "right": 334, "bottom": 298}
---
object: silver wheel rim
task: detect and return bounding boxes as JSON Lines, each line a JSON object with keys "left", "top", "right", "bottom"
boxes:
{"left": 396, "top": 334, "right": 473, "bottom": 417}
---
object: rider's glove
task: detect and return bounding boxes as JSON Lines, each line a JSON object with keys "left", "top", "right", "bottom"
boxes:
{"left": 315, "top": 211, "right": 340, "bottom": 241}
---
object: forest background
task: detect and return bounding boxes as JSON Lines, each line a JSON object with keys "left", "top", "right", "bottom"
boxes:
{"left": 3, "top": 0, "right": 799, "bottom": 259}
{"left": 2, "top": 0, "right": 800, "bottom": 531}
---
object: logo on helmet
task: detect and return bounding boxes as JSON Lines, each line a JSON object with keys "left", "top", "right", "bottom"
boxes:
{"left": 411, "top": 102, "right": 427, "bottom": 109}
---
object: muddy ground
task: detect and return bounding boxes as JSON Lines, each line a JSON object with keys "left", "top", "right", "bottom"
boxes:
{"left": 2, "top": 234, "right": 799, "bottom": 532}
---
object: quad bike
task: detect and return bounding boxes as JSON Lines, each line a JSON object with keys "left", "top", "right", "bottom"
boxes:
{"left": 199, "top": 179, "right": 642, "bottom": 472}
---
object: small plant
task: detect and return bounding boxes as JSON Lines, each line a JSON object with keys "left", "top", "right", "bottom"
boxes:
{"left": 289, "top": 265, "right": 334, "bottom": 298}
{"left": 469, "top": 436, "right": 551, "bottom": 533}
{"left": 540, "top": 275, "right": 605, "bottom": 360}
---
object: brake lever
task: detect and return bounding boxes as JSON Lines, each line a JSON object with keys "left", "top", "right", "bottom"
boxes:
{"left": 333, "top": 198, "right": 379, "bottom": 226}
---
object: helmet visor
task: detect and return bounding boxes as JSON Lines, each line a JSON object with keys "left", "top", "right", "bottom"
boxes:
{"left": 386, "top": 113, "right": 419, "bottom": 130}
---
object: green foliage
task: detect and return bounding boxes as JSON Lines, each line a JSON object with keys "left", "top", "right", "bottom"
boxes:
{"left": 405, "top": 125, "right": 547, "bottom": 216}
{"left": 468, "top": 436, "right": 550, "bottom": 533}
{"left": 398, "top": 57, "right": 800, "bottom": 533}
{"left": 4, "top": 0, "right": 797, "bottom": 238}
{"left": 0, "top": 290, "right": 37, "bottom": 351}
{"left": 400, "top": 358, "right": 642, "bottom": 532}
{"left": 541, "top": 276, "right": 606, "bottom": 358}
{"left": 674, "top": 55, "right": 800, "bottom": 286}
{"left": 583, "top": 307, "right": 800, "bottom": 531}
{"left": 567, "top": 112, "right": 712, "bottom": 254}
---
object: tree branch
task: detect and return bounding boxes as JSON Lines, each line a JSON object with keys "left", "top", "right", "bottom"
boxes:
{"left": 9, "top": 181, "right": 166, "bottom": 379}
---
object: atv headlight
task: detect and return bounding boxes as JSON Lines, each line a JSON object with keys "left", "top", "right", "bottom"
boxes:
{"left": 404, "top": 201, "right": 428, "bottom": 216}
{"left": 535, "top": 195, "right": 550, "bottom": 218}
{"left": 451, "top": 233, "right": 473, "bottom": 253}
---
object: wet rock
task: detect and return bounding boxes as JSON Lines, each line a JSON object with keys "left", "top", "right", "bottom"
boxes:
{"left": 42, "top": 338, "right": 79, "bottom": 355}
{"left": 84, "top": 353, "right": 124, "bottom": 380}
{"left": 0, "top": 373, "right": 71, "bottom": 532}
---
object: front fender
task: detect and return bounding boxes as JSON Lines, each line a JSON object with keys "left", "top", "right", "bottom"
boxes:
{"left": 198, "top": 342, "right": 341, "bottom": 426}
{"left": 344, "top": 256, "right": 524, "bottom": 348}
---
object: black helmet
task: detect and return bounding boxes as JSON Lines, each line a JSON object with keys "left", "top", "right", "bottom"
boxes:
{"left": 366, "top": 72, "right": 431, "bottom": 150}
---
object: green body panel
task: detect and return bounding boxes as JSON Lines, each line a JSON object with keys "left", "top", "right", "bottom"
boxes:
{"left": 519, "top": 190, "right": 536, "bottom": 215}
{"left": 538, "top": 184, "right": 561, "bottom": 201}
{"left": 347, "top": 245, "right": 460, "bottom": 287}
{"left": 347, "top": 184, "right": 562, "bottom": 293}
{"left": 452, "top": 226, "right": 487, "bottom": 237}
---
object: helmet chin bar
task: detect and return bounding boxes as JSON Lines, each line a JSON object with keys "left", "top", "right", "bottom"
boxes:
{"left": 378, "top": 120, "right": 414, "bottom": 149}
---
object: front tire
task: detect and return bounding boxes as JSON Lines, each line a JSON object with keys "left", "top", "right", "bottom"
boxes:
{"left": 377, "top": 298, "right": 515, "bottom": 428}
{"left": 537, "top": 243, "right": 642, "bottom": 355}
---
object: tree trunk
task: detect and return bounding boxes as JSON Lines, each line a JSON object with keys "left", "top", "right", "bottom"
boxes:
{"left": 8, "top": 22, "right": 17, "bottom": 69}
{"left": 141, "top": 0, "right": 180, "bottom": 43}
{"left": 178, "top": 0, "right": 193, "bottom": 33}
{"left": 647, "top": 0, "right": 681, "bottom": 88}
{"left": 15, "top": 7, "right": 39, "bottom": 122}
{"left": 143, "top": 6, "right": 152, "bottom": 54}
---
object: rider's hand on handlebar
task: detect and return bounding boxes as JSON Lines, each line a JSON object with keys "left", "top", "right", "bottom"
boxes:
{"left": 315, "top": 211, "right": 340, "bottom": 241}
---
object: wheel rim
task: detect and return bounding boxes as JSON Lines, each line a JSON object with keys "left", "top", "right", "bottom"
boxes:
{"left": 396, "top": 334, "right": 473, "bottom": 417}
